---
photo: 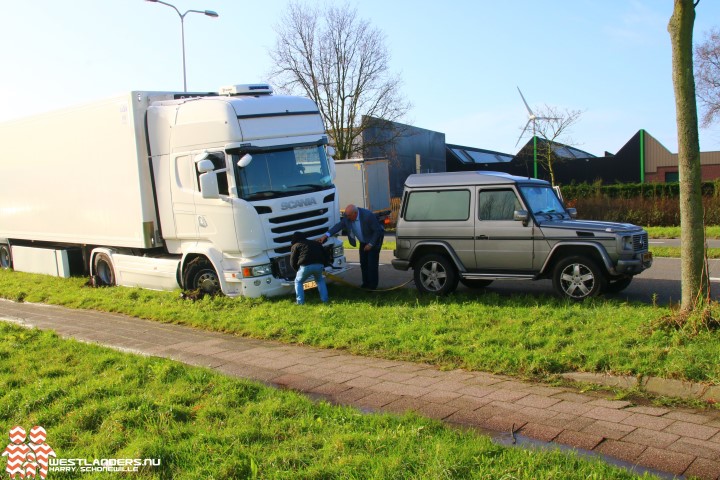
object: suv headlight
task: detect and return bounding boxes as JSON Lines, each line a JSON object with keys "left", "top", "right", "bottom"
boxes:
{"left": 333, "top": 245, "right": 344, "bottom": 257}
{"left": 242, "top": 264, "right": 272, "bottom": 277}
{"left": 621, "top": 236, "right": 634, "bottom": 251}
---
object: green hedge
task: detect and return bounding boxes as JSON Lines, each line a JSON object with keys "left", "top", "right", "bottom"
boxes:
{"left": 560, "top": 181, "right": 720, "bottom": 226}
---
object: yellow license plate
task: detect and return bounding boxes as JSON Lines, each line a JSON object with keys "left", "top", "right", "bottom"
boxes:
{"left": 303, "top": 280, "right": 317, "bottom": 290}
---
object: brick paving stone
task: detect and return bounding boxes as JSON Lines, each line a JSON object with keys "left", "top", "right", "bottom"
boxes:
{"left": 355, "top": 392, "right": 401, "bottom": 409}
{"left": 664, "top": 420, "right": 720, "bottom": 440}
{"left": 594, "top": 439, "right": 647, "bottom": 464}
{"left": 401, "top": 375, "right": 443, "bottom": 388}
{"left": 484, "top": 389, "right": 529, "bottom": 402}
{"left": 492, "top": 380, "right": 532, "bottom": 391}
{"left": 517, "top": 406, "right": 559, "bottom": 422}
{"left": 635, "top": 447, "right": 695, "bottom": 476}
{"left": 581, "top": 420, "right": 636, "bottom": 440}
{"left": 668, "top": 436, "right": 720, "bottom": 461}
{"left": 664, "top": 411, "right": 714, "bottom": 425}
{"left": 518, "top": 422, "right": 563, "bottom": 442}
{"left": 415, "top": 402, "right": 458, "bottom": 421}
{"left": 315, "top": 371, "right": 360, "bottom": 384}
{"left": 272, "top": 374, "right": 326, "bottom": 392}
{"left": 343, "top": 376, "right": 383, "bottom": 389}
{"left": 554, "top": 431, "right": 604, "bottom": 451}
{"left": 624, "top": 413, "right": 676, "bottom": 431}
{"left": 419, "top": 390, "right": 462, "bottom": 404}
{"left": 521, "top": 385, "right": 568, "bottom": 397}
{"left": 281, "top": 364, "right": 316, "bottom": 375}
{"left": 481, "top": 415, "right": 528, "bottom": 433}
{"left": 369, "top": 381, "right": 429, "bottom": 398}
{"left": 586, "top": 399, "right": 632, "bottom": 409}
{"left": 430, "top": 380, "right": 475, "bottom": 393}
{"left": 308, "top": 382, "right": 352, "bottom": 397}
{"left": 456, "top": 385, "right": 495, "bottom": 399}
{"left": 539, "top": 412, "right": 596, "bottom": 431}
{"left": 331, "top": 387, "right": 374, "bottom": 405}
{"left": 622, "top": 427, "right": 681, "bottom": 449}
{"left": 625, "top": 405, "right": 672, "bottom": 417}
{"left": 683, "top": 458, "right": 720, "bottom": 480}
{"left": 515, "top": 394, "right": 562, "bottom": 409}
{"left": 551, "top": 392, "right": 596, "bottom": 403}
{"left": 336, "top": 363, "right": 371, "bottom": 374}
{"left": 583, "top": 406, "right": 633, "bottom": 423}
{"left": 378, "top": 371, "right": 418, "bottom": 383}
{"left": 712, "top": 432, "right": 720, "bottom": 444}
{"left": 382, "top": 397, "right": 428, "bottom": 415}
{"left": 475, "top": 403, "right": 520, "bottom": 420}
{"left": 446, "top": 409, "right": 487, "bottom": 426}
{"left": 549, "top": 400, "right": 595, "bottom": 416}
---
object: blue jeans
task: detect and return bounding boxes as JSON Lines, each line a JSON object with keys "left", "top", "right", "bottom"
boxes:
{"left": 294, "top": 264, "right": 329, "bottom": 305}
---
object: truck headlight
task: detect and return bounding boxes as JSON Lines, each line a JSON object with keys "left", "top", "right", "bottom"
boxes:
{"left": 333, "top": 245, "right": 344, "bottom": 257}
{"left": 242, "top": 264, "right": 272, "bottom": 277}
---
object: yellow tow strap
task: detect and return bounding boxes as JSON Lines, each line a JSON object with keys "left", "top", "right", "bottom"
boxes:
{"left": 323, "top": 271, "right": 413, "bottom": 292}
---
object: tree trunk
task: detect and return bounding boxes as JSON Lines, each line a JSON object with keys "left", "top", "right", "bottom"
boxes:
{"left": 668, "top": 0, "right": 708, "bottom": 312}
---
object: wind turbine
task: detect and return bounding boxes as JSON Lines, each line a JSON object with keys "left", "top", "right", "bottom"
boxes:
{"left": 515, "top": 87, "right": 557, "bottom": 147}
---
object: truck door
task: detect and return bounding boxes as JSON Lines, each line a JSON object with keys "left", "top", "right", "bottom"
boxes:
{"left": 474, "top": 187, "right": 534, "bottom": 271}
{"left": 171, "top": 154, "right": 199, "bottom": 239}
{"left": 192, "top": 151, "right": 238, "bottom": 252}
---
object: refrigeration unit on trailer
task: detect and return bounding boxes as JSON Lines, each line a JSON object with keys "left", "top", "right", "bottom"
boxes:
{"left": 0, "top": 84, "right": 348, "bottom": 298}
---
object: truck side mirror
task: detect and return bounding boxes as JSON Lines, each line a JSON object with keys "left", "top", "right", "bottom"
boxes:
{"left": 196, "top": 159, "right": 215, "bottom": 173}
{"left": 237, "top": 154, "right": 253, "bottom": 168}
{"left": 199, "top": 172, "right": 220, "bottom": 199}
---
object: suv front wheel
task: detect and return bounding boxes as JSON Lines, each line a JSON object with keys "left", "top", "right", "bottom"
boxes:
{"left": 413, "top": 254, "right": 459, "bottom": 295}
{"left": 552, "top": 256, "right": 606, "bottom": 301}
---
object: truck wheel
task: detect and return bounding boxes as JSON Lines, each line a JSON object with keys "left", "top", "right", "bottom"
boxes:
{"left": 552, "top": 256, "right": 606, "bottom": 301}
{"left": 183, "top": 257, "right": 221, "bottom": 295}
{"left": 0, "top": 245, "right": 11, "bottom": 269}
{"left": 460, "top": 279, "right": 493, "bottom": 289}
{"left": 605, "top": 277, "right": 633, "bottom": 293}
{"left": 93, "top": 253, "right": 116, "bottom": 286}
{"left": 413, "top": 254, "right": 458, "bottom": 296}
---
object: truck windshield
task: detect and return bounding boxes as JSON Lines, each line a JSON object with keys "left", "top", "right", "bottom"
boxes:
{"left": 519, "top": 186, "right": 567, "bottom": 218}
{"left": 234, "top": 145, "right": 333, "bottom": 201}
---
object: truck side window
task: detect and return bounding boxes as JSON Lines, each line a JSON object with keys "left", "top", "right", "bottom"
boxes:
{"left": 195, "top": 153, "right": 229, "bottom": 196}
{"left": 478, "top": 189, "right": 521, "bottom": 221}
{"left": 404, "top": 190, "right": 470, "bottom": 221}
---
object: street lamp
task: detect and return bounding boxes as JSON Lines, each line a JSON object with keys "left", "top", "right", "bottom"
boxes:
{"left": 145, "top": 0, "right": 219, "bottom": 92}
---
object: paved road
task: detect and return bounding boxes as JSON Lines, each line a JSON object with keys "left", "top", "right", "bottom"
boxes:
{"left": 341, "top": 249, "right": 719, "bottom": 306}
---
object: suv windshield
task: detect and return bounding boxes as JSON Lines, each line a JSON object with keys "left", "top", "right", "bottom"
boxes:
{"left": 519, "top": 186, "right": 567, "bottom": 218}
{"left": 234, "top": 145, "right": 333, "bottom": 201}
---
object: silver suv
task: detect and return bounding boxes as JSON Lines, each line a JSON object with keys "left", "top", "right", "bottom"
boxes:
{"left": 391, "top": 172, "right": 653, "bottom": 300}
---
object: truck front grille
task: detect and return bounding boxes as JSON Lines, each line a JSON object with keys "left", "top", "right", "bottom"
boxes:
{"left": 632, "top": 233, "right": 649, "bottom": 251}
{"left": 267, "top": 208, "right": 332, "bottom": 255}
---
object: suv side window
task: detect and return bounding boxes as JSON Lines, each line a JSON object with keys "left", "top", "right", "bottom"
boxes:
{"left": 404, "top": 190, "right": 470, "bottom": 221}
{"left": 478, "top": 189, "right": 521, "bottom": 221}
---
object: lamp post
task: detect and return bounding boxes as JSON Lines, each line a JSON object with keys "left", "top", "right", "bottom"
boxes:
{"left": 145, "top": 0, "right": 219, "bottom": 92}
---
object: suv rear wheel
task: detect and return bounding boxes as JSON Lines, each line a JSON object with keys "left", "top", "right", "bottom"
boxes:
{"left": 413, "top": 254, "right": 459, "bottom": 295}
{"left": 552, "top": 255, "right": 606, "bottom": 301}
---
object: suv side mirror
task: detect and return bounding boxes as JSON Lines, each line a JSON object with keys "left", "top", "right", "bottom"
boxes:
{"left": 567, "top": 208, "right": 577, "bottom": 219}
{"left": 513, "top": 209, "right": 529, "bottom": 222}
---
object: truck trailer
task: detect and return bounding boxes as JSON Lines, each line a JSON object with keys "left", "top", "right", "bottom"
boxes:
{"left": 334, "top": 158, "right": 391, "bottom": 223}
{"left": 0, "top": 84, "right": 348, "bottom": 298}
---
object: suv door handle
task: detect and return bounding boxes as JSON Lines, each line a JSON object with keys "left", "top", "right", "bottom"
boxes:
{"left": 476, "top": 235, "right": 488, "bottom": 240}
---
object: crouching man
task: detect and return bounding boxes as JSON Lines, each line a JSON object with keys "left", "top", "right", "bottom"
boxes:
{"left": 290, "top": 231, "right": 329, "bottom": 305}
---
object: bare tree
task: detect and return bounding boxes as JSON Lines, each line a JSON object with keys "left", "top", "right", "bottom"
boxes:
{"left": 269, "top": 1, "right": 411, "bottom": 160}
{"left": 668, "top": 0, "right": 709, "bottom": 313}
{"left": 695, "top": 27, "right": 720, "bottom": 127}
{"left": 518, "top": 105, "right": 583, "bottom": 186}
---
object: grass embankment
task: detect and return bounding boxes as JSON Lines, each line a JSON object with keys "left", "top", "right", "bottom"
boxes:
{"left": 0, "top": 323, "right": 651, "bottom": 479}
{"left": 1, "top": 270, "right": 718, "bottom": 386}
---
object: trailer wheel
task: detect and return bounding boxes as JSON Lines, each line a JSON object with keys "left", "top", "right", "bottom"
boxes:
{"left": 93, "top": 253, "right": 116, "bottom": 286}
{"left": 183, "top": 257, "right": 221, "bottom": 295}
{"left": 0, "top": 245, "right": 12, "bottom": 269}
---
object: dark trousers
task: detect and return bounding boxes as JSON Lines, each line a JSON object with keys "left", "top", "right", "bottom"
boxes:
{"left": 359, "top": 241, "right": 381, "bottom": 289}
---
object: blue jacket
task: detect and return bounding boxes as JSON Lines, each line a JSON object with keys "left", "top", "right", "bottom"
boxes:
{"left": 328, "top": 208, "right": 384, "bottom": 247}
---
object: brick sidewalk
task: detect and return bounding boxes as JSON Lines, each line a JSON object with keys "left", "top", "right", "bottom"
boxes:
{"left": 1, "top": 299, "right": 719, "bottom": 479}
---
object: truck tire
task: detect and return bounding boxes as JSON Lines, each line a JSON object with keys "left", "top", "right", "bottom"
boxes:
{"left": 605, "top": 277, "right": 633, "bottom": 294}
{"left": 93, "top": 253, "right": 116, "bottom": 286}
{"left": 0, "top": 245, "right": 11, "bottom": 269}
{"left": 413, "top": 254, "right": 459, "bottom": 296}
{"left": 183, "top": 257, "right": 221, "bottom": 295}
{"left": 460, "top": 279, "right": 493, "bottom": 289}
{"left": 552, "top": 255, "right": 606, "bottom": 301}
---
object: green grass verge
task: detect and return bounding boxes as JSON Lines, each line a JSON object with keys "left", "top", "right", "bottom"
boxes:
{"left": 1, "top": 270, "right": 718, "bottom": 385}
{"left": 650, "top": 246, "right": 720, "bottom": 258}
{"left": 0, "top": 323, "right": 650, "bottom": 479}
{"left": 645, "top": 225, "right": 720, "bottom": 239}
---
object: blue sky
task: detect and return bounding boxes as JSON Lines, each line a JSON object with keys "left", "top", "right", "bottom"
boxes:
{"left": 1, "top": 0, "right": 719, "bottom": 157}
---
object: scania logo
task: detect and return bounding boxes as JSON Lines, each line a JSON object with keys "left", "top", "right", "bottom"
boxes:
{"left": 281, "top": 197, "right": 317, "bottom": 210}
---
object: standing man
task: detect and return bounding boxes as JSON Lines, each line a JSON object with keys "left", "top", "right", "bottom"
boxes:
{"left": 290, "top": 231, "right": 329, "bottom": 305}
{"left": 319, "top": 204, "right": 384, "bottom": 290}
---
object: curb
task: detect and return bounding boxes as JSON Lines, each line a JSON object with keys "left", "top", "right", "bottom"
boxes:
{"left": 561, "top": 372, "right": 719, "bottom": 403}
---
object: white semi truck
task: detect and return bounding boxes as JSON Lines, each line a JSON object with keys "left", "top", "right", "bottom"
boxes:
{"left": 0, "top": 84, "right": 348, "bottom": 298}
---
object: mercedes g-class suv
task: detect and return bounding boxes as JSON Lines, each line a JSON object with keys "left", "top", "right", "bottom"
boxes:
{"left": 391, "top": 171, "right": 653, "bottom": 300}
